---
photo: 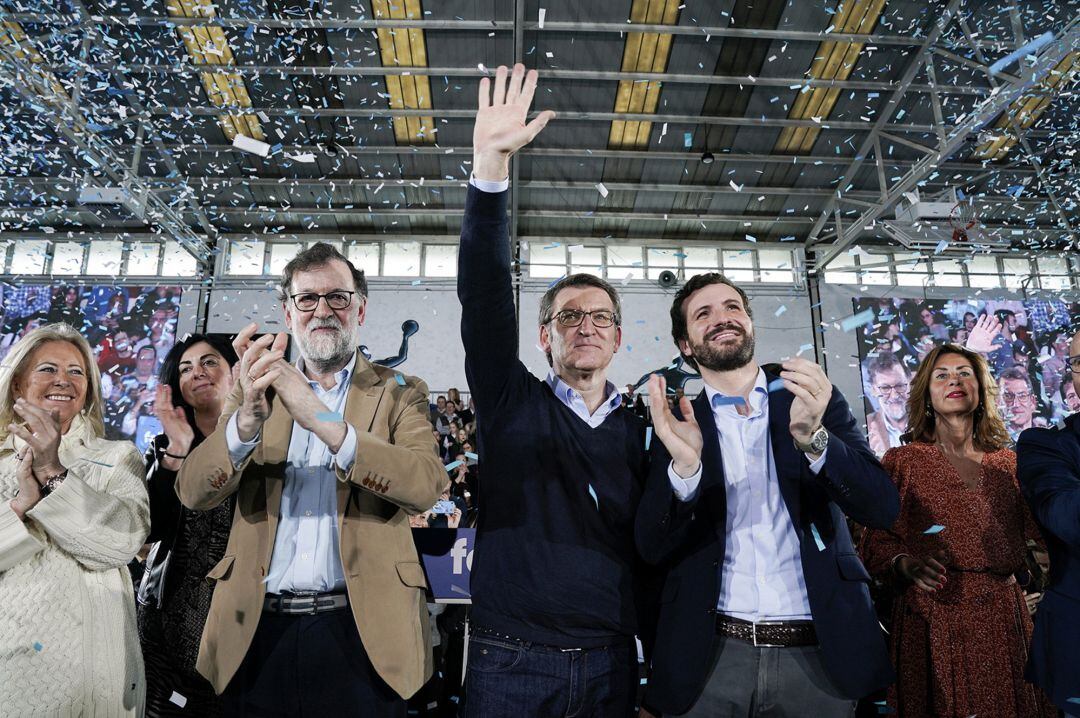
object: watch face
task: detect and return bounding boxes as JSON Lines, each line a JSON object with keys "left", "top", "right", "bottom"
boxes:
{"left": 811, "top": 428, "right": 829, "bottom": 452}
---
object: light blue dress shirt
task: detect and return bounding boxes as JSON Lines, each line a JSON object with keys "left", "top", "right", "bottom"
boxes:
{"left": 546, "top": 372, "right": 622, "bottom": 427}
{"left": 668, "top": 369, "right": 827, "bottom": 621}
{"left": 225, "top": 353, "right": 359, "bottom": 594}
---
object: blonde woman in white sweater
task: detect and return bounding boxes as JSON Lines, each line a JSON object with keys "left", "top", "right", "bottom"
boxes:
{"left": 0, "top": 322, "right": 150, "bottom": 716}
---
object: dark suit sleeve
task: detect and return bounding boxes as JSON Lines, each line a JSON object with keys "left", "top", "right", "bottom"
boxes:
{"left": 145, "top": 435, "right": 182, "bottom": 545}
{"left": 635, "top": 432, "right": 699, "bottom": 566}
{"left": 457, "top": 186, "right": 523, "bottom": 411}
{"left": 813, "top": 389, "right": 899, "bottom": 529}
{"left": 1018, "top": 429, "right": 1080, "bottom": 550}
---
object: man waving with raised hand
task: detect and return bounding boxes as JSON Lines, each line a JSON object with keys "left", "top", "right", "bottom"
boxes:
{"left": 458, "top": 64, "right": 653, "bottom": 718}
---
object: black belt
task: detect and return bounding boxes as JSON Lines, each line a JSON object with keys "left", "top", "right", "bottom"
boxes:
{"left": 263, "top": 591, "right": 349, "bottom": 615}
{"left": 471, "top": 626, "right": 625, "bottom": 653}
{"left": 715, "top": 615, "right": 818, "bottom": 647}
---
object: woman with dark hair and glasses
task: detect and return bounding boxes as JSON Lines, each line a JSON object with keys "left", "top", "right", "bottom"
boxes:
{"left": 860, "top": 343, "right": 1053, "bottom": 717}
{"left": 137, "top": 333, "right": 238, "bottom": 717}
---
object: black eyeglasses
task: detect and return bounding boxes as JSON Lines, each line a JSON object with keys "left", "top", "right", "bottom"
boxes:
{"left": 1066, "top": 354, "right": 1080, "bottom": 374}
{"left": 546, "top": 309, "right": 619, "bottom": 328}
{"left": 289, "top": 291, "right": 356, "bottom": 312}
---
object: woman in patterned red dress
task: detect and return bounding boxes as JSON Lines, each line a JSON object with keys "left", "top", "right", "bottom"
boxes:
{"left": 860, "top": 344, "right": 1054, "bottom": 717}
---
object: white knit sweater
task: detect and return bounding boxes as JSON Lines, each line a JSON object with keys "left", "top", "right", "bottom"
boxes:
{"left": 0, "top": 416, "right": 150, "bottom": 717}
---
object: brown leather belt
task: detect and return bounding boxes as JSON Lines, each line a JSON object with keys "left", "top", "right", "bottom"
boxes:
{"left": 264, "top": 591, "right": 349, "bottom": 615}
{"left": 715, "top": 615, "right": 818, "bottom": 647}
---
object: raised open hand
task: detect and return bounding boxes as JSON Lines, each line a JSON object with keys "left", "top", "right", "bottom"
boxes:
{"left": 965, "top": 313, "right": 1002, "bottom": 354}
{"left": 473, "top": 63, "right": 556, "bottom": 181}
{"left": 154, "top": 384, "right": 194, "bottom": 461}
{"left": 647, "top": 374, "right": 703, "bottom": 477}
{"left": 235, "top": 329, "right": 287, "bottom": 441}
{"left": 9, "top": 400, "right": 64, "bottom": 480}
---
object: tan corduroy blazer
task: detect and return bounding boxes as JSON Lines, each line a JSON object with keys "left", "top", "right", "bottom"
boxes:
{"left": 176, "top": 353, "right": 446, "bottom": 699}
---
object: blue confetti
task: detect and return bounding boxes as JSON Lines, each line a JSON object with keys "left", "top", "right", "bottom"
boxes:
{"left": 767, "top": 378, "right": 786, "bottom": 393}
{"left": 587, "top": 484, "right": 599, "bottom": 510}
{"left": 1067, "top": 697, "right": 1080, "bottom": 704}
{"left": 444, "top": 460, "right": 463, "bottom": 471}
{"left": 933, "top": 239, "right": 950, "bottom": 254}
{"left": 988, "top": 31, "right": 1053, "bottom": 74}
{"left": 33, "top": 642, "right": 42, "bottom": 652}
{"left": 810, "top": 523, "right": 826, "bottom": 551}
{"left": 798, "top": 343, "right": 814, "bottom": 355}
{"left": 923, "top": 524, "right": 945, "bottom": 534}
{"left": 395, "top": 374, "right": 406, "bottom": 386}
{"left": 840, "top": 308, "right": 875, "bottom": 332}
{"left": 645, "top": 426, "right": 653, "bottom": 450}
{"left": 316, "top": 411, "right": 343, "bottom": 422}
{"left": 774, "top": 305, "right": 787, "bottom": 317}
{"left": 683, "top": 132, "right": 692, "bottom": 147}
{"left": 464, "top": 452, "right": 478, "bottom": 460}
{"left": 712, "top": 395, "right": 746, "bottom": 406}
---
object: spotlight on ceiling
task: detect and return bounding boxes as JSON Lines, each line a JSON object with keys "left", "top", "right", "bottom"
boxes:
{"left": 701, "top": 151, "right": 715, "bottom": 164}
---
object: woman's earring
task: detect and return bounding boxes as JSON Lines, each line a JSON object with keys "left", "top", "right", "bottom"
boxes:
{"left": 925, "top": 406, "right": 934, "bottom": 418}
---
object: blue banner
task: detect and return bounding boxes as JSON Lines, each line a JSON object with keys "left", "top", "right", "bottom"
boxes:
{"left": 412, "top": 528, "right": 475, "bottom": 603}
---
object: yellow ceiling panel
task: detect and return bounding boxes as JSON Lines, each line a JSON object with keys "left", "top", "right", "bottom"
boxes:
{"left": 166, "top": 0, "right": 263, "bottom": 142}
{"left": 973, "top": 52, "right": 1078, "bottom": 161}
{"left": 774, "top": 0, "right": 885, "bottom": 154}
{"left": 0, "top": 21, "right": 70, "bottom": 100}
{"left": 372, "top": 0, "right": 434, "bottom": 144}
{"left": 608, "top": 0, "right": 681, "bottom": 149}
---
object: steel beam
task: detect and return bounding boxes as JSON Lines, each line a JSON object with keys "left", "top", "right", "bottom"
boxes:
{"left": 16, "top": 143, "right": 1046, "bottom": 172}
{"left": 814, "top": 17, "right": 1080, "bottom": 269}
{"left": 130, "top": 104, "right": 944, "bottom": 133}
{"left": 0, "top": 44, "right": 211, "bottom": 263}
{"left": 0, "top": 176, "right": 1059, "bottom": 206}
{"left": 954, "top": 15, "right": 1076, "bottom": 233}
{"left": 50, "top": 62, "right": 991, "bottom": 95}
{"left": 803, "top": 0, "right": 966, "bottom": 249}
{"left": 8, "top": 12, "right": 1010, "bottom": 47}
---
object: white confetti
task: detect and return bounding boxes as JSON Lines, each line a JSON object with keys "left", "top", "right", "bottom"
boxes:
{"left": 232, "top": 135, "right": 270, "bottom": 157}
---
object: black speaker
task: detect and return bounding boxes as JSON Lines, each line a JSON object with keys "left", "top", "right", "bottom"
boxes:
{"left": 657, "top": 270, "right": 679, "bottom": 289}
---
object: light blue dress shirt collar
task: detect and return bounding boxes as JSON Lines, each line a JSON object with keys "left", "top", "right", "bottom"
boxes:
{"left": 546, "top": 372, "right": 623, "bottom": 428}
{"left": 704, "top": 369, "right": 770, "bottom": 418}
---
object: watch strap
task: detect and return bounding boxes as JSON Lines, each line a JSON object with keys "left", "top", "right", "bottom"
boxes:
{"left": 39, "top": 470, "right": 68, "bottom": 497}
{"left": 794, "top": 425, "right": 828, "bottom": 454}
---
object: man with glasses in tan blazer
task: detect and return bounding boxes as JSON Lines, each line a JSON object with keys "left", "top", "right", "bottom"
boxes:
{"left": 177, "top": 242, "right": 445, "bottom": 716}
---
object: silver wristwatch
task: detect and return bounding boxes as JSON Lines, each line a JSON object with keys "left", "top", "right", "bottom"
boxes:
{"left": 794, "top": 425, "right": 829, "bottom": 455}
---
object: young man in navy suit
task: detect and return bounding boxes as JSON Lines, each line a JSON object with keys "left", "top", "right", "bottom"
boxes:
{"left": 1018, "top": 328, "right": 1080, "bottom": 717}
{"left": 638, "top": 272, "right": 899, "bottom": 716}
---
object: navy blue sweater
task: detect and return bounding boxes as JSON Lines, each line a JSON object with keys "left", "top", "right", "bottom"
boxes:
{"left": 458, "top": 186, "right": 650, "bottom": 648}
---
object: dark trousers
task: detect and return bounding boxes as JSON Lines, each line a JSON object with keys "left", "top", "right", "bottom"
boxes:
{"left": 464, "top": 629, "right": 638, "bottom": 718}
{"left": 678, "top": 635, "right": 854, "bottom": 718}
{"left": 222, "top": 608, "right": 405, "bottom": 718}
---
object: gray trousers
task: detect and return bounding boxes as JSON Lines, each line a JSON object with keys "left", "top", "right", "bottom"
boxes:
{"left": 678, "top": 635, "right": 855, "bottom": 718}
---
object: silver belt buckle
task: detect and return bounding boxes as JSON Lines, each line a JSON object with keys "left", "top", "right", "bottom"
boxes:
{"left": 751, "top": 621, "right": 784, "bottom": 648}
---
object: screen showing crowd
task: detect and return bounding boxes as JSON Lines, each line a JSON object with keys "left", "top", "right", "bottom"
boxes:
{"left": 0, "top": 285, "right": 182, "bottom": 452}
{"left": 853, "top": 297, "right": 1079, "bottom": 456}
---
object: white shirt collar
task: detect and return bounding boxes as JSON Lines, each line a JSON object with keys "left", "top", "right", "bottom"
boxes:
{"left": 296, "top": 351, "right": 358, "bottom": 391}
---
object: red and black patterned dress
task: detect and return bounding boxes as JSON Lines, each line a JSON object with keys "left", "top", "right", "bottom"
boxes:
{"left": 860, "top": 442, "right": 1054, "bottom": 718}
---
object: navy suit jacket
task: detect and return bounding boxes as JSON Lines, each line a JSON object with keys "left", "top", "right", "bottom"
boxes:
{"left": 1018, "top": 414, "right": 1080, "bottom": 712}
{"left": 636, "top": 366, "right": 899, "bottom": 715}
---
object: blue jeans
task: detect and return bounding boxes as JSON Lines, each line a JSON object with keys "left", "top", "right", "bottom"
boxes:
{"left": 464, "top": 629, "right": 638, "bottom": 718}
